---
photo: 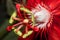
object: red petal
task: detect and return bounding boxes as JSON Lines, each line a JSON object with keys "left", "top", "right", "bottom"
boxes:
{"left": 33, "top": 27, "right": 39, "bottom": 32}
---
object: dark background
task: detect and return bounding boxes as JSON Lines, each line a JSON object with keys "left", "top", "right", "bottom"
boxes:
{"left": 0, "top": 0, "right": 18, "bottom": 40}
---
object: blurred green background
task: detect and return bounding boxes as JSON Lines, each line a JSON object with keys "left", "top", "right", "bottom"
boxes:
{"left": 0, "top": 0, "right": 26, "bottom": 40}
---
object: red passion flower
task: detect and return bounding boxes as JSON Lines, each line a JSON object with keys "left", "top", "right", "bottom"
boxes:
{"left": 7, "top": 0, "right": 60, "bottom": 40}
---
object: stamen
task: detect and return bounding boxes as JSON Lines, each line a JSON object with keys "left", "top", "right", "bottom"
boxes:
{"left": 16, "top": 25, "right": 23, "bottom": 32}
{"left": 12, "top": 17, "right": 20, "bottom": 21}
{"left": 12, "top": 22, "right": 22, "bottom": 27}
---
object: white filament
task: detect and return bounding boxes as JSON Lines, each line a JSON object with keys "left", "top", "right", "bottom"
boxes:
{"left": 31, "top": 4, "right": 51, "bottom": 28}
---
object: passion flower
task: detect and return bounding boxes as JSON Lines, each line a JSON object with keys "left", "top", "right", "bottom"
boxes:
{"left": 7, "top": 0, "right": 60, "bottom": 40}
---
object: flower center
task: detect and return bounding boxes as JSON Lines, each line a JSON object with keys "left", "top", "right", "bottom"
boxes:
{"left": 31, "top": 4, "right": 51, "bottom": 28}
